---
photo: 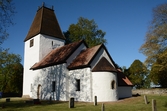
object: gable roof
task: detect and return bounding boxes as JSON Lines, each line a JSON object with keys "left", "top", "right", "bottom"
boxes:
{"left": 67, "top": 44, "right": 117, "bottom": 70}
{"left": 30, "top": 40, "right": 85, "bottom": 70}
{"left": 67, "top": 44, "right": 101, "bottom": 70}
{"left": 92, "top": 57, "right": 117, "bottom": 72}
{"left": 24, "top": 6, "right": 65, "bottom": 42}
{"left": 117, "top": 69, "right": 133, "bottom": 86}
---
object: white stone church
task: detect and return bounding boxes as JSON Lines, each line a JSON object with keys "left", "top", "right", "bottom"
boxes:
{"left": 22, "top": 5, "right": 133, "bottom": 102}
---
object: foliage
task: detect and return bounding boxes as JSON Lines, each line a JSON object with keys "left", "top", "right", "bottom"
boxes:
{"left": 128, "top": 60, "right": 150, "bottom": 89}
{"left": 139, "top": 3, "right": 167, "bottom": 87}
{"left": 139, "top": 3, "right": 167, "bottom": 67}
{"left": 150, "top": 49, "right": 167, "bottom": 87}
{"left": 64, "top": 17, "right": 106, "bottom": 47}
{"left": 63, "top": 30, "right": 71, "bottom": 45}
{"left": 0, "top": 49, "right": 23, "bottom": 93}
{"left": 0, "top": 0, "right": 15, "bottom": 47}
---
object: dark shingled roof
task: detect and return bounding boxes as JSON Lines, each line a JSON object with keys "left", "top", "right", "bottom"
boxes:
{"left": 67, "top": 44, "right": 102, "bottom": 70}
{"left": 92, "top": 57, "right": 117, "bottom": 72}
{"left": 24, "top": 6, "right": 65, "bottom": 42}
{"left": 117, "top": 69, "right": 133, "bottom": 86}
{"left": 30, "top": 40, "right": 84, "bottom": 70}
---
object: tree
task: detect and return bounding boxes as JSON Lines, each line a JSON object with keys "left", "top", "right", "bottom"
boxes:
{"left": 0, "top": 50, "right": 23, "bottom": 93}
{"left": 64, "top": 17, "right": 106, "bottom": 47}
{"left": 139, "top": 3, "right": 167, "bottom": 67}
{"left": 139, "top": 3, "right": 167, "bottom": 87}
{"left": 150, "top": 49, "right": 167, "bottom": 87}
{"left": 128, "top": 60, "right": 150, "bottom": 89}
{"left": 0, "top": 0, "right": 15, "bottom": 47}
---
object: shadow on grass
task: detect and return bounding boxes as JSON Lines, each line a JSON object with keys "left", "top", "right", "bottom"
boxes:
{"left": 0, "top": 98, "right": 68, "bottom": 109}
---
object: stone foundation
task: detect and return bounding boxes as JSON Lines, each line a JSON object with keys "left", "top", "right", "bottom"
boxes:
{"left": 132, "top": 88, "right": 167, "bottom": 95}
{"left": 22, "top": 95, "right": 30, "bottom": 98}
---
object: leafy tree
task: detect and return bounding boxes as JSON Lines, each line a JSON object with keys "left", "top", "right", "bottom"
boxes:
{"left": 128, "top": 60, "right": 150, "bottom": 89}
{"left": 139, "top": 3, "right": 167, "bottom": 87}
{"left": 0, "top": 50, "right": 23, "bottom": 93}
{"left": 139, "top": 3, "right": 167, "bottom": 67}
{"left": 63, "top": 31, "right": 71, "bottom": 45}
{"left": 150, "top": 49, "right": 167, "bottom": 87}
{"left": 0, "top": 0, "right": 15, "bottom": 47}
{"left": 64, "top": 17, "right": 106, "bottom": 47}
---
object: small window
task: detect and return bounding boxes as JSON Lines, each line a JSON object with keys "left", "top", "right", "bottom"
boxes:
{"left": 30, "top": 39, "right": 34, "bottom": 47}
{"left": 76, "top": 79, "right": 80, "bottom": 91}
{"left": 111, "top": 80, "right": 116, "bottom": 89}
{"left": 52, "top": 81, "right": 56, "bottom": 92}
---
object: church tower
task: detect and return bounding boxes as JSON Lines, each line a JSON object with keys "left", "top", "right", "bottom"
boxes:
{"left": 22, "top": 4, "right": 66, "bottom": 98}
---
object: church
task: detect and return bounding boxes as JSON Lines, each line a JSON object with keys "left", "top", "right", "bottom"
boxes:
{"left": 22, "top": 4, "right": 133, "bottom": 102}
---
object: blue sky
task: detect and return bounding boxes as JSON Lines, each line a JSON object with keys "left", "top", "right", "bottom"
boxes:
{"left": 2, "top": 0, "right": 167, "bottom": 68}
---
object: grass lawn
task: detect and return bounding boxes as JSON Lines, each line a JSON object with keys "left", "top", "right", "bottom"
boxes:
{"left": 0, "top": 95, "right": 167, "bottom": 111}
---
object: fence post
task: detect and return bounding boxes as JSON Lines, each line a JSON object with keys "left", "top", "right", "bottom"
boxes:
{"left": 94, "top": 96, "right": 97, "bottom": 106}
{"left": 101, "top": 103, "right": 105, "bottom": 111}
{"left": 144, "top": 95, "right": 148, "bottom": 104}
{"left": 6, "top": 98, "right": 10, "bottom": 102}
{"left": 152, "top": 99, "right": 157, "bottom": 111}
{"left": 69, "top": 98, "right": 74, "bottom": 108}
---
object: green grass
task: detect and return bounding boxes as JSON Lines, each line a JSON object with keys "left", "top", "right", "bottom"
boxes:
{"left": 0, "top": 95, "right": 167, "bottom": 111}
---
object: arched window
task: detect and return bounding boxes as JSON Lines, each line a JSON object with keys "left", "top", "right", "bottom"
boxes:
{"left": 37, "top": 84, "right": 41, "bottom": 99}
{"left": 111, "top": 80, "right": 116, "bottom": 89}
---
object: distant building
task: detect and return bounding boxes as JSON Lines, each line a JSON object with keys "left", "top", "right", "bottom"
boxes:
{"left": 22, "top": 4, "right": 133, "bottom": 102}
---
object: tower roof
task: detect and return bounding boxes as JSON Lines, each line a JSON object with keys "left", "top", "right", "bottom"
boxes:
{"left": 24, "top": 6, "right": 66, "bottom": 42}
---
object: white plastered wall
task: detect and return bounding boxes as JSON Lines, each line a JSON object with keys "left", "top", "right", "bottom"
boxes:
{"left": 118, "top": 86, "right": 132, "bottom": 99}
{"left": 92, "top": 72, "right": 118, "bottom": 102}
{"left": 30, "top": 63, "right": 69, "bottom": 100}
{"left": 69, "top": 68, "right": 92, "bottom": 102}
{"left": 90, "top": 47, "right": 118, "bottom": 101}
{"left": 23, "top": 34, "right": 65, "bottom": 98}
{"left": 23, "top": 35, "right": 40, "bottom": 98}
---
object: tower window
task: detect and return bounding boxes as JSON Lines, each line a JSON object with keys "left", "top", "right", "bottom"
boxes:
{"left": 30, "top": 39, "right": 34, "bottom": 47}
{"left": 76, "top": 79, "right": 80, "bottom": 91}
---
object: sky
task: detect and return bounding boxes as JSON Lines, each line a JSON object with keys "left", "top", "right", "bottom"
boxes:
{"left": 1, "top": 0, "right": 167, "bottom": 68}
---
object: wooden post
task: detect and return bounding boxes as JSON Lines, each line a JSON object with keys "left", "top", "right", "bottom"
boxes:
{"left": 101, "top": 103, "right": 105, "bottom": 111}
{"left": 6, "top": 98, "right": 10, "bottom": 102}
{"left": 144, "top": 95, "right": 148, "bottom": 104}
{"left": 152, "top": 99, "right": 157, "bottom": 111}
{"left": 69, "top": 98, "right": 74, "bottom": 108}
{"left": 94, "top": 96, "right": 97, "bottom": 106}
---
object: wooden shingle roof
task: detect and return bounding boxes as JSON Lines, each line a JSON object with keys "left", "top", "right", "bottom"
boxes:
{"left": 24, "top": 6, "right": 65, "bottom": 42}
{"left": 92, "top": 57, "right": 117, "bottom": 72}
{"left": 117, "top": 69, "right": 133, "bottom": 86}
{"left": 67, "top": 44, "right": 102, "bottom": 70}
{"left": 67, "top": 44, "right": 117, "bottom": 70}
